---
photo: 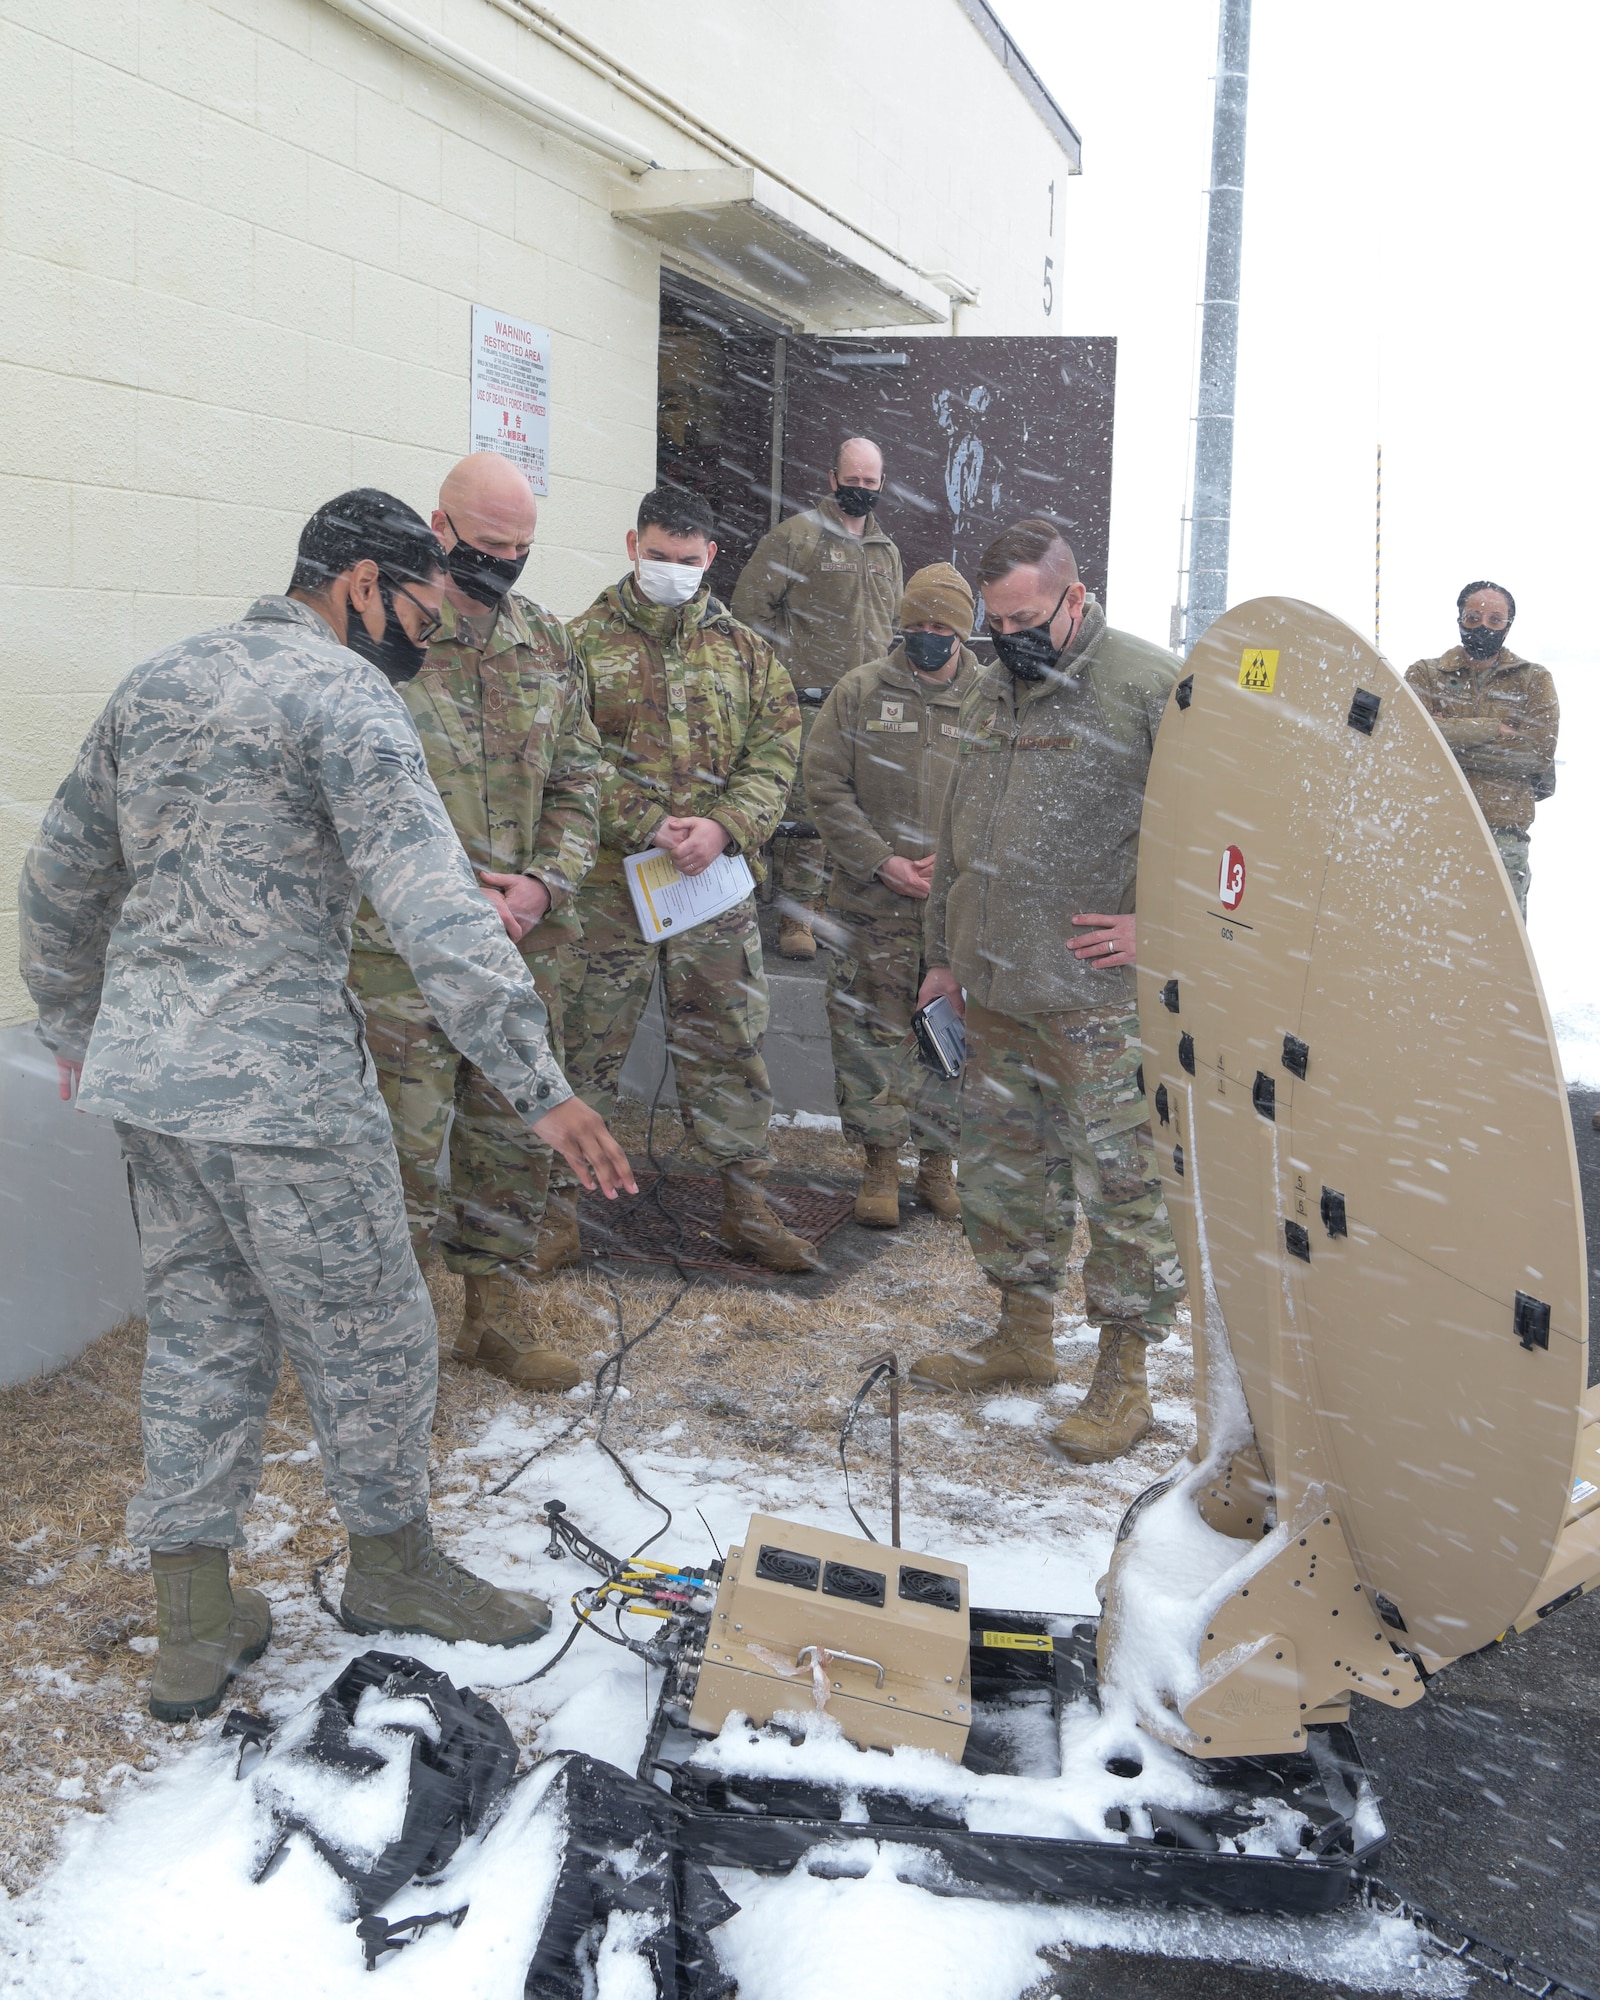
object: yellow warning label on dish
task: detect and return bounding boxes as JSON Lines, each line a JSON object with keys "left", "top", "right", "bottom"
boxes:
{"left": 1238, "top": 648, "right": 1279, "bottom": 692}
{"left": 981, "top": 1630, "right": 1054, "bottom": 1652}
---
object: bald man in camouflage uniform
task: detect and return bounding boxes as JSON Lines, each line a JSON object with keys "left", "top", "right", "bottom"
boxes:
{"left": 544, "top": 485, "right": 814, "bottom": 1274}
{"left": 350, "top": 454, "right": 602, "bottom": 1394}
{"left": 18, "top": 489, "right": 632, "bottom": 1723}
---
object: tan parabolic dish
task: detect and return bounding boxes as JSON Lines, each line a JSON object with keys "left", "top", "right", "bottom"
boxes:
{"left": 1136, "top": 597, "right": 1597, "bottom": 1676}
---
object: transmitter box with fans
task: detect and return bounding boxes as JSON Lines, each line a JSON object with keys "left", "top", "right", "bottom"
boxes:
{"left": 686, "top": 1514, "right": 972, "bottom": 1759}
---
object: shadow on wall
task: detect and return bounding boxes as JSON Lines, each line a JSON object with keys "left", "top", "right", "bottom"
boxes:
{"left": 0, "top": 1027, "right": 143, "bottom": 1389}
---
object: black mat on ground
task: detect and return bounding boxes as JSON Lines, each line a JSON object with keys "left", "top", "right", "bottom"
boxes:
{"left": 1034, "top": 1949, "right": 1441, "bottom": 1998}
{"left": 576, "top": 1169, "right": 858, "bottom": 1289}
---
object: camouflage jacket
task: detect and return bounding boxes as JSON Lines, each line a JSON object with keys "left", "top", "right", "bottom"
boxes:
{"left": 731, "top": 498, "right": 904, "bottom": 700}
{"left": 926, "top": 602, "right": 1179, "bottom": 1018}
{"left": 567, "top": 576, "right": 800, "bottom": 886}
{"left": 1404, "top": 645, "right": 1558, "bottom": 834}
{"left": 17, "top": 595, "right": 570, "bottom": 1146}
{"left": 804, "top": 642, "right": 979, "bottom": 917}
{"left": 349, "top": 591, "right": 601, "bottom": 1000}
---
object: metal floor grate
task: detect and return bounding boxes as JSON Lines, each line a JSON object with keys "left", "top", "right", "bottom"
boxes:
{"left": 576, "top": 1172, "right": 856, "bottom": 1285}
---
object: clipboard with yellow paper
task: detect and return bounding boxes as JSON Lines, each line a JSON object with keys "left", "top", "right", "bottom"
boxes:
{"left": 623, "top": 845, "right": 756, "bottom": 942}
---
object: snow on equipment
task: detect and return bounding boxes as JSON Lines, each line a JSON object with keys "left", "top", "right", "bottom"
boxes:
{"left": 1108, "top": 596, "right": 1599, "bottom": 1758}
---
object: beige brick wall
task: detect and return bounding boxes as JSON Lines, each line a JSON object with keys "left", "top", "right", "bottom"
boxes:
{"left": 0, "top": 0, "right": 1075, "bottom": 1025}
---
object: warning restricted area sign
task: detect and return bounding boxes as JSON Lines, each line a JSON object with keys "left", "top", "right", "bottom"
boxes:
{"left": 469, "top": 304, "right": 550, "bottom": 494}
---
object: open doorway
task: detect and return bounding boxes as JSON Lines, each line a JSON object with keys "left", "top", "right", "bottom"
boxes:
{"left": 656, "top": 270, "right": 786, "bottom": 604}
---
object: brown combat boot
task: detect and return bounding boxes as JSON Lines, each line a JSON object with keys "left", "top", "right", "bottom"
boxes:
{"left": 461, "top": 1272, "right": 581, "bottom": 1393}
{"left": 529, "top": 1189, "right": 582, "bottom": 1275}
{"left": 913, "top": 1152, "right": 961, "bottom": 1221}
{"left": 148, "top": 1546, "right": 272, "bottom": 1724}
{"left": 909, "top": 1287, "right": 1058, "bottom": 1391}
{"left": 719, "top": 1168, "right": 822, "bottom": 1273}
{"left": 854, "top": 1144, "right": 902, "bottom": 1228}
{"left": 778, "top": 913, "right": 817, "bottom": 959}
{"left": 1049, "top": 1323, "right": 1153, "bottom": 1463}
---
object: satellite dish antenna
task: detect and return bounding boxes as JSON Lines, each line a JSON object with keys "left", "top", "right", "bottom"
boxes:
{"left": 1101, "top": 597, "right": 1597, "bottom": 1758}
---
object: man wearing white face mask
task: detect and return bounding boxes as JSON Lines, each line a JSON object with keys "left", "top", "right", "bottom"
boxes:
{"left": 541, "top": 487, "right": 816, "bottom": 1274}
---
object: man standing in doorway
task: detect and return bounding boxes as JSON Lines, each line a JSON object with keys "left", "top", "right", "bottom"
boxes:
{"left": 910, "top": 519, "right": 1186, "bottom": 1465}
{"left": 547, "top": 485, "right": 817, "bottom": 1274}
{"left": 804, "top": 562, "right": 979, "bottom": 1228}
{"left": 350, "top": 453, "right": 603, "bottom": 1394}
{"left": 1404, "top": 580, "right": 1557, "bottom": 921}
{"left": 18, "top": 489, "right": 633, "bottom": 1722}
{"left": 733, "top": 437, "right": 904, "bottom": 959}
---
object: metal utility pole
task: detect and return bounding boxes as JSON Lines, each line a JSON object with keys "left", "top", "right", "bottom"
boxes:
{"left": 1182, "top": 0, "right": 1253, "bottom": 651}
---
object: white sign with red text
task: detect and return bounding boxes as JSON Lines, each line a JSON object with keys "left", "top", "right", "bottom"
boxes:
{"left": 469, "top": 305, "right": 550, "bottom": 494}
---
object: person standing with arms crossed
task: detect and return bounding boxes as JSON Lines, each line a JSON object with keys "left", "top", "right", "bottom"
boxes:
{"left": 733, "top": 438, "right": 903, "bottom": 959}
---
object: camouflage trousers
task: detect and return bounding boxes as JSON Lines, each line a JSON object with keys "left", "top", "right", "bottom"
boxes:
{"left": 825, "top": 906, "right": 959, "bottom": 1154}
{"left": 1491, "top": 826, "right": 1531, "bottom": 919}
{"left": 362, "top": 948, "right": 564, "bottom": 1277}
{"left": 771, "top": 703, "right": 828, "bottom": 909}
{"left": 559, "top": 877, "right": 772, "bottom": 1173}
{"left": 118, "top": 1124, "right": 435, "bottom": 1550}
{"left": 958, "top": 999, "right": 1186, "bottom": 1337}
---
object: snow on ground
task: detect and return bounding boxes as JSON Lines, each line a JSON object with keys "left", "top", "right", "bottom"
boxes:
{"left": 0, "top": 1398, "right": 1469, "bottom": 1999}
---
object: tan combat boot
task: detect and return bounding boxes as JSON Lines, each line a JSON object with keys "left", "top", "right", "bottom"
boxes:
{"left": 148, "top": 1545, "right": 272, "bottom": 1724}
{"left": 909, "top": 1287, "right": 1058, "bottom": 1391}
{"left": 719, "top": 1168, "right": 822, "bottom": 1273}
{"left": 341, "top": 1516, "right": 552, "bottom": 1647}
{"left": 913, "top": 1152, "right": 961, "bottom": 1221}
{"left": 461, "top": 1272, "right": 580, "bottom": 1393}
{"left": 778, "top": 913, "right": 817, "bottom": 959}
{"left": 529, "top": 1188, "right": 583, "bottom": 1275}
{"left": 854, "top": 1143, "right": 902, "bottom": 1228}
{"left": 1049, "top": 1323, "right": 1153, "bottom": 1463}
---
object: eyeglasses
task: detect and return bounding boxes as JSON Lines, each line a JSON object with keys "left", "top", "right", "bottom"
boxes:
{"left": 388, "top": 579, "right": 443, "bottom": 645}
{"left": 1460, "top": 611, "right": 1509, "bottom": 629}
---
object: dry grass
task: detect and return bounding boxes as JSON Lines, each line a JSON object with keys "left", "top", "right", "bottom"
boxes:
{"left": 0, "top": 1108, "right": 1193, "bottom": 1894}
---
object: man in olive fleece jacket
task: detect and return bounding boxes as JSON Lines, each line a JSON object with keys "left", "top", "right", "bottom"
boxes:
{"left": 912, "top": 520, "right": 1186, "bottom": 1464}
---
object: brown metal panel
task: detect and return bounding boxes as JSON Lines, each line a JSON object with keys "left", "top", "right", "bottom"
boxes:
{"left": 1136, "top": 597, "right": 1589, "bottom": 1670}
{"left": 778, "top": 336, "right": 1116, "bottom": 610}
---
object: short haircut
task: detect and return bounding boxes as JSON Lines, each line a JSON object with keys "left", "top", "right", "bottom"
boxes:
{"left": 637, "top": 484, "right": 715, "bottom": 540}
{"left": 832, "top": 436, "right": 883, "bottom": 476}
{"left": 1457, "top": 578, "right": 1516, "bottom": 623}
{"left": 290, "top": 488, "right": 445, "bottom": 593}
{"left": 976, "top": 518, "right": 1080, "bottom": 590}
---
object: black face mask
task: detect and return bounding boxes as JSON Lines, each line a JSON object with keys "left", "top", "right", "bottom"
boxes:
{"left": 346, "top": 583, "right": 428, "bottom": 687}
{"left": 990, "top": 586, "right": 1073, "bottom": 682}
{"left": 902, "top": 630, "right": 957, "bottom": 675}
{"left": 444, "top": 515, "right": 527, "bottom": 606}
{"left": 1459, "top": 622, "right": 1508, "bottom": 662}
{"left": 833, "top": 484, "right": 880, "bottom": 518}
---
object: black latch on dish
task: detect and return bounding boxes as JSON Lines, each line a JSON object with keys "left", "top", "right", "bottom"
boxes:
{"left": 1136, "top": 1064, "right": 1145, "bottom": 1098}
{"left": 756, "top": 1545, "right": 820, "bottom": 1590}
{"left": 1154, "top": 1083, "right": 1170, "bottom": 1127}
{"left": 1252, "top": 1072, "right": 1276, "bottom": 1120}
{"left": 1347, "top": 688, "right": 1381, "bottom": 735}
{"left": 823, "top": 1560, "right": 885, "bottom": 1607}
{"left": 1373, "top": 1593, "right": 1408, "bottom": 1633}
{"left": 1514, "top": 1291, "right": 1551, "bottom": 1352}
{"left": 1175, "top": 675, "right": 1193, "bottom": 711}
{"left": 1281, "top": 1033, "right": 1309, "bottom": 1078}
{"left": 1178, "top": 1032, "right": 1195, "bottom": 1075}
{"left": 1320, "top": 1187, "right": 1348, "bottom": 1239}
{"left": 1173, "top": 1144, "right": 1184, "bottom": 1178}
{"left": 1284, "top": 1220, "right": 1311, "bottom": 1263}
{"left": 898, "top": 1566, "right": 961, "bottom": 1613}
{"left": 1161, "top": 978, "right": 1180, "bottom": 1014}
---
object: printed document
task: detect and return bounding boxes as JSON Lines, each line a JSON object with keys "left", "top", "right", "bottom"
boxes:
{"left": 624, "top": 846, "right": 755, "bottom": 943}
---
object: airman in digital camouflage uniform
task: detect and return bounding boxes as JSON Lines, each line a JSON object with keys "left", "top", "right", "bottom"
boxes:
{"left": 545, "top": 485, "right": 815, "bottom": 1274}
{"left": 804, "top": 562, "right": 978, "bottom": 1228}
{"left": 349, "top": 454, "right": 603, "bottom": 1394}
{"left": 17, "top": 489, "right": 633, "bottom": 1723}
{"left": 733, "top": 437, "right": 903, "bottom": 960}
{"left": 912, "top": 520, "right": 1186, "bottom": 1464}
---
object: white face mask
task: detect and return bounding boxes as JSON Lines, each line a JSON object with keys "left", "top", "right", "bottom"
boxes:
{"left": 635, "top": 557, "right": 705, "bottom": 607}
